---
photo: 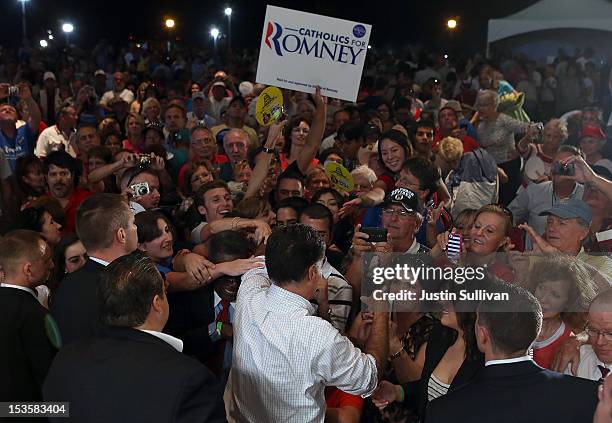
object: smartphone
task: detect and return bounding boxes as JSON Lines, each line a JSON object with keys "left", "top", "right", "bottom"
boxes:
{"left": 596, "top": 229, "right": 612, "bottom": 242}
{"left": 446, "top": 232, "right": 463, "bottom": 261}
{"left": 362, "top": 227, "right": 388, "bottom": 243}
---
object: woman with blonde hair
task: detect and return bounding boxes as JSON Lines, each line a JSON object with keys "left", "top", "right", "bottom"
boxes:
{"left": 432, "top": 204, "right": 515, "bottom": 282}
{"left": 141, "top": 97, "right": 162, "bottom": 125}
{"left": 436, "top": 136, "right": 464, "bottom": 179}
{"left": 130, "top": 82, "right": 151, "bottom": 114}
{"left": 123, "top": 112, "right": 145, "bottom": 153}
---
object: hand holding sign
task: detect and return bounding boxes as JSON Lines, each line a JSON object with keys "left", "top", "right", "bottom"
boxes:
{"left": 255, "top": 86, "right": 286, "bottom": 126}
{"left": 256, "top": 5, "right": 372, "bottom": 102}
{"left": 324, "top": 161, "right": 354, "bottom": 194}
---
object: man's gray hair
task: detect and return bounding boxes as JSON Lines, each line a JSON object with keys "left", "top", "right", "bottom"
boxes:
{"left": 476, "top": 90, "right": 499, "bottom": 109}
{"left": 223, "top": 128, "right": 249, "bottom": 144}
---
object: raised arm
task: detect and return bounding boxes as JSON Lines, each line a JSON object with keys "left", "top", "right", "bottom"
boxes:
{"left": 295, "top": 87, "right": 326, "bottom": 175}
{"left": 244, "top": 122, "right": 284, "bottom": 199}
{"left": 88, "top": 153, "right": 138, "bottom": 183}
{"left": 19, "top": 83, "right": 41, "bottom": 134}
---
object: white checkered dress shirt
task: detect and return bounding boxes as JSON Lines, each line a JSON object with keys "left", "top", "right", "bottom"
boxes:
{"left": 225, "top": 264, "right": 378, "bottom": 423}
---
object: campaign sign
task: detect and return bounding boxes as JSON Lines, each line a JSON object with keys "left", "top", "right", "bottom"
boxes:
{"left": 325, "top": 161, "right": 354, "bottom": 193}
{"left": 256, "top": 5, "right": 372, "bottom": 102}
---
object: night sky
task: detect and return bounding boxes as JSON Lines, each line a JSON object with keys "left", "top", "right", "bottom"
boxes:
{"left": 2, "top": 0, "right": 540, "bottom": 50}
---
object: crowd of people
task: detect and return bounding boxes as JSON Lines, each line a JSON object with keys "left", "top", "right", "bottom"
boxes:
{"left": 1, "top": 36, "right": 612, "bottom": 423}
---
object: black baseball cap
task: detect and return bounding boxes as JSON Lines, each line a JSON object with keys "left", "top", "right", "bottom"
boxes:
{"left": 384, "top": 188, "right": 420, "bottom": 214}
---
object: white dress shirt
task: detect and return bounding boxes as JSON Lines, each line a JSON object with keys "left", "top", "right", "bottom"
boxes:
{"left": 226, "top": 264, "right": 378, "bottom": 423}
{"left": 567, "top": 344, "right": 612, "bottom": 381}
{"left": 140, "top": 329, "right": 184, "bottom": 352}
{"left": 485, "top": 355, "right": 533, "bottom": 366}
{"left": 89, "top": 257, "right": 110, "bottom": 267}
{"left": 0, "top": 282, "right": 37, "bottom": 298}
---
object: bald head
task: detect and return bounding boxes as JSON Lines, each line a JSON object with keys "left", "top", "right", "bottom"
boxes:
{"left": 590, "top": 288, "right": 612, "bottom": 313}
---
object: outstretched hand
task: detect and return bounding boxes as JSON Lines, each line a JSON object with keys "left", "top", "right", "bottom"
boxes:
{"left": 518, "top": 223, "right": 558, "bottom": 253}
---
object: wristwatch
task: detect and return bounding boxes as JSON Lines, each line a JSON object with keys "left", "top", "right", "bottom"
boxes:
{"left": 262, "top": 146, "right": 275, "bottom": 154}
{"left": 208, "top": 321, "right": 223, "bottom": 342}
{"left": 390, "top": 347, "right": 404, "bottom": 361}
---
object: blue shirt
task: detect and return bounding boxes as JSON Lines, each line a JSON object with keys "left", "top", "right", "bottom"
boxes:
{"left": 0, "top": 124, "right": 35, "bottom": 172}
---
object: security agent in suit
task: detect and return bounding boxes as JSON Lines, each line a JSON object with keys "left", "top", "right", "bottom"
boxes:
{"left": 0, "top": 230, "right": 57, "bottom": 402}
{"left": 426, "top": 283, "right": 598, "bottom": 423}
{"left": 43, "top": 250, "right": 227, "bottom": 423}
{"left": 51, "top": 193, "right": 138, "bottom": 345}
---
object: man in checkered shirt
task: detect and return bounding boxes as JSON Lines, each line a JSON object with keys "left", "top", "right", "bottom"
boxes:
{"left": 226, "top": 224, "right": 388, "bottom": 422}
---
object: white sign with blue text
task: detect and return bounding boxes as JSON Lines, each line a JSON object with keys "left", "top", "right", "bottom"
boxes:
{"left": 256, "top": 5, "right": 372, "bottom": 102}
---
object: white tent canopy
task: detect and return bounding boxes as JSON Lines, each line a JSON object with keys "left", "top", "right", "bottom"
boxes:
{"left": 487, "top": 0, "right": 612, "bottom": 44}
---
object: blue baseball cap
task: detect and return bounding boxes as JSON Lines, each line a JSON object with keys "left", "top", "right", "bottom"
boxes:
{"left": 539, "top": 198, "right": 592, "bottom": 225}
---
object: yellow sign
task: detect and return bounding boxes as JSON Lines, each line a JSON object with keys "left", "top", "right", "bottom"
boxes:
{"left": 255, "top": 86, "right": 284, "bottom": 126}
{"left": 324, "top": 161, "right": 354, "bottom": 193}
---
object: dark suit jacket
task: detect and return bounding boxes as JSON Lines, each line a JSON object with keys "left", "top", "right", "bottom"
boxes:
{"left": 43, "top": 327, "right": 227, "bottom": 423}
{"left": 402, "top": 322, "right": 484, "bottom": 421}
{"left": 50, "top": 259, "right": 105, "bottom": 345}
{"left": 0, "top": 287, "right": 57, "bottom": 402}
{"left": 164, "top": 285, "right": 216, "bottom": 364}
{"left": 426, "top": 360, "right": 598, "bottom": 423}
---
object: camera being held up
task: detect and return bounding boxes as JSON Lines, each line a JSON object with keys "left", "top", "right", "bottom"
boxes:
{"left": 552, "top": 161, "right": 575, "bottom": 176}
{"left": 138, "top": 154, "right": 151, "bottom": 169}
{"left": 8, "top": 85, "right": 19, "bottom": 96}
{"left": 130, "top": 182, "right": 150, "bottom": 198}
{"left": 530, "top": 122, "right": 544, "bottom": 143}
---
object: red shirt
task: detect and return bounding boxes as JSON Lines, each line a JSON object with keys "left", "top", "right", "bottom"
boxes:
{"left": 377, "top": 174, "right": 395, "bottom": 192}
{"left": 488, "top": 261, "right": 515, "bottom": 284}
{"left": 122, "top": 139, "right": 145, "bottom": 154}
{"left": 61, "top": 188, "right": 92, "bottom": 234}
{"left": 325, "top": 387, "right": 364, "bottom": 412}
{"left": 433, "top": 130, "right": 480, "bottom": 154}
{"left": 533, "top": 324, "right": 572, "bottom": 370}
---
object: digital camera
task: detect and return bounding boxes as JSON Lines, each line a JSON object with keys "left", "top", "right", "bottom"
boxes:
{"left": 552, "top": 161, "right": 575, "bottom": 176}
{"left": 8, "top": 86, "right": 19, "bottom": 96}
{"left": 138, "top": 154, "right": 151, "bottom": 169}
{"left": 130, "top": 182, "right": 150, "bottom": 197}
{"left": 531, "top": 122, "right": 544, "bottom": 143}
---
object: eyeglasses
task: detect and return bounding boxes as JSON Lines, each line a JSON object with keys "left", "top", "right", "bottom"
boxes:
{"left": 586, "top": 327, "right": 612, "bottom": 341}
{"left": 382, "top": 208, "right": 414, "bottom": 218}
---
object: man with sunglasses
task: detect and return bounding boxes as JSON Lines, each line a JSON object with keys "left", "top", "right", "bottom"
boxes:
{"left": 567, "top": 288, "right": 612, "bottom": 382}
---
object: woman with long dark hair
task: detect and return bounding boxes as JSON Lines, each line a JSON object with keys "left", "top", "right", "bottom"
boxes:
{"left": 15, "top": 155, "right": 46, "bottom": 209}
{"left": 370, "top": 277, "right": 489, "bottom": 423}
